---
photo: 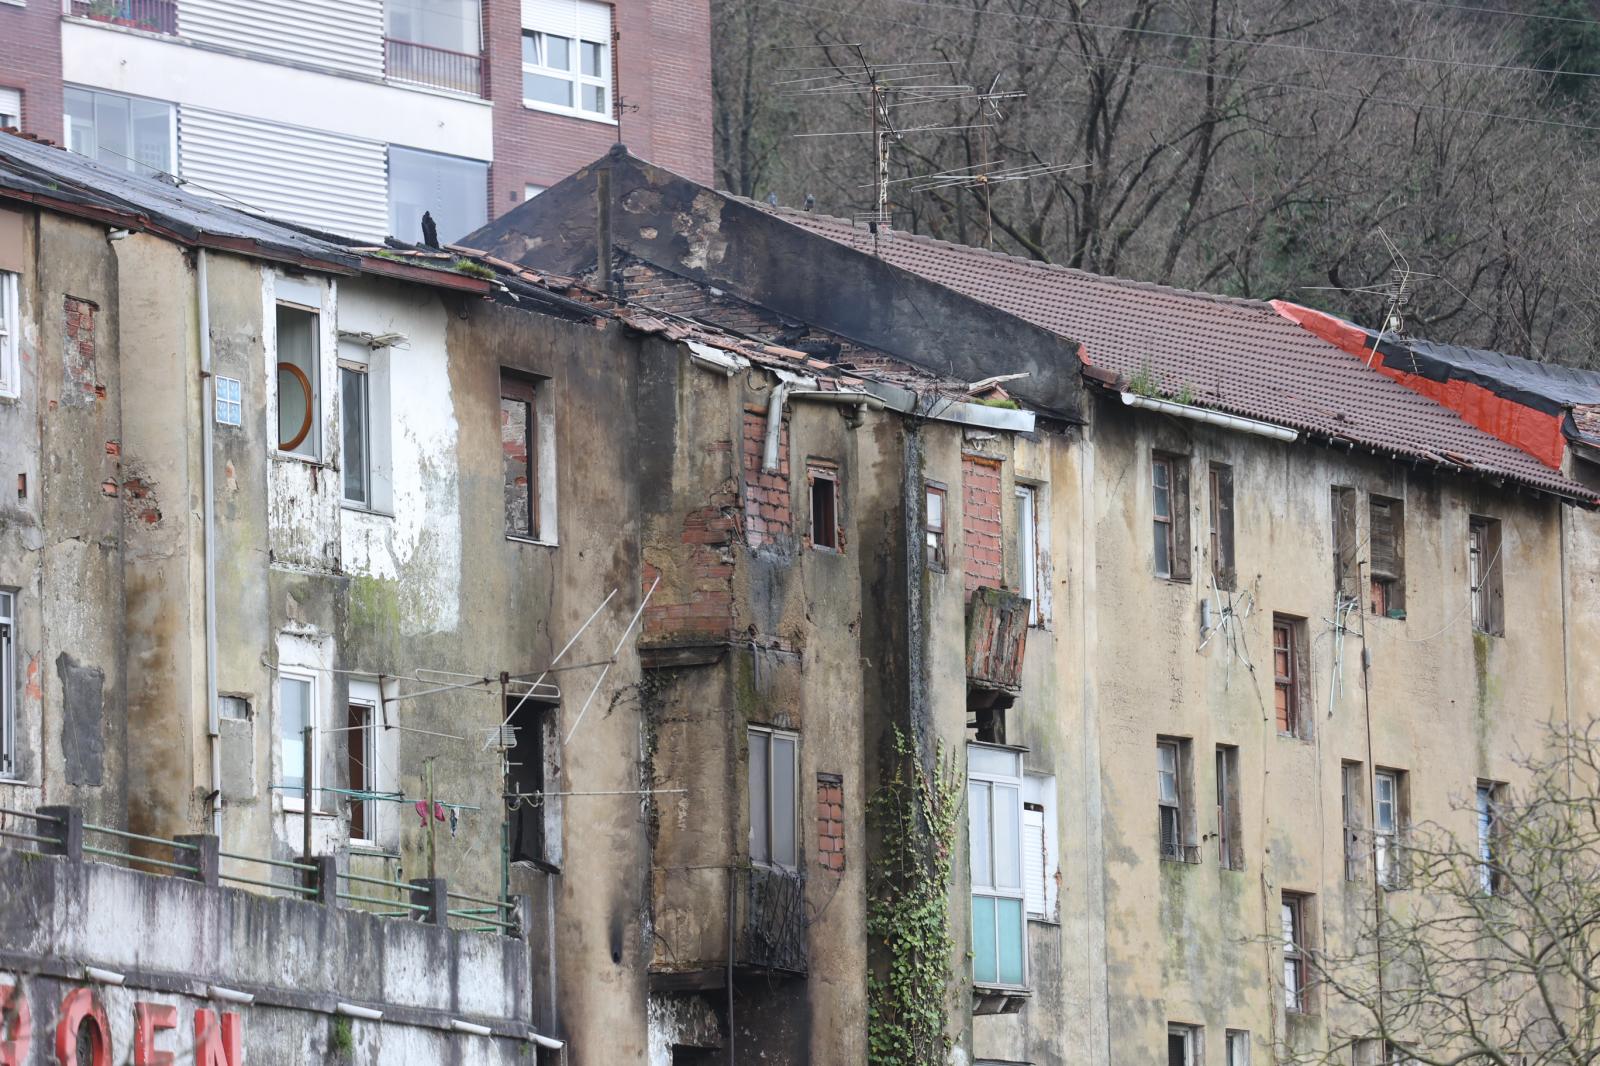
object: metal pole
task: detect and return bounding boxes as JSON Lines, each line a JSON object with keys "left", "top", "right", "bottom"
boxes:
{"left": 427, "top": 758, "right": 438, "bottom": 883}
{"left": 301, "top": 725, "right": 313, "bottom": 864}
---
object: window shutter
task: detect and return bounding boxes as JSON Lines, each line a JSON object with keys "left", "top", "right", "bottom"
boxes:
{"left": 1023, "top": 806, "right": 1047, "bottom": 916}
{"left": 1215, "top": 465, "right": 1235, "bottom": 588}
{"left": 1370, "top": 500, "right": 1397, "bottom": 578}
{"left": 1171, "top": 459, "right": 1192, "bottom": 581}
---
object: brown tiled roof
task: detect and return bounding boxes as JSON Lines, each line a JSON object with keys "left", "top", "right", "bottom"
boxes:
{"left": 766, "top": 206, "right": 1594, "bottom": 502}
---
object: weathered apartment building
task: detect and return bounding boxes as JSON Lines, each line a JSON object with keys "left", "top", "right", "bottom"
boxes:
{"left": 3, "top": 129, "right": 1600, "bottom": 1066}
{"left": 0, "top": 0, "right": 711, "bottom": 242}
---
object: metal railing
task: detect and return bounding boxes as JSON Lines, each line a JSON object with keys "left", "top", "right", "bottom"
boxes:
{"left": 385, "top": 38, "right": 483, "bottom": 96}
{"left": 446, "top": 887, "right": 520, "bottom": 933}
{"left": 70, "top": 0, "right": 178, "bottom": 35}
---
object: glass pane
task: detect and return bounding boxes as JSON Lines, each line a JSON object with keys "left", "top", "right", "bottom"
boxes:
{"left": 994, "top": 784, "right": 1021, "bottom": 890}
{"left": 64, "top": 89, "right": 97, "bottom": 159}
{"left": 1157, "top": 745, "right": 1178, "bottom": 803}
{"left": 501, "top": 396, "right": 533, "bottom": 536}
{"left": 545, "top": 34, "right": 571, "bottom": 70}
{"left": 523, "top": 71, "right": 573, "bottom": 107}
{"left": 581, "top": 40, "right": 604, "bottom": 77}
{"left": 1153, "top": 523, "right": 1171, "bottom": 574}
{"left": 1376, "top": 775, "right": 1395, "bottom": 830}
{"left": 341, "top": 367, "right": 369, "bottom": 504}
{"left": 582, "top": 83, "right": 607, "bottom": 114}
{"left": 280, "top": 677, "right": 310, "bottom": 800}
{"left": 387, "top": 146, "right": 488, "bottom": 246}
{"left": 93, "top": 91, "right": 131, "bottom": 171}
{"left": 971, "top": 894, "right": 997, "bottom": 985}
{"left": 275, "top": 306, "right": 318, "bottom": 456}
{"left": 130, "top": 98, "right": 171, "bottom": 176}
{"left": 995, "top": 897, "right": 1025, "bottom": 985}
{"left": 926, "top": 489, "right": 943, "bottom": 530}
{"left": 1280, "top": 900, "right": 1295, "bottom": 941}
{"left": 772, "top": 735, "right": 796, "bottom": 866}
{"left": 521, "top": 31, "right": 540, "bottom": 66}
{"left": 968, "top": 782, "right": 991, "bottom": 888}
{"left": 748, "top": 731, "right": 769, "bottom": 862}
{"left": 969, "top": 745, "right": 1020, "bottom": 779}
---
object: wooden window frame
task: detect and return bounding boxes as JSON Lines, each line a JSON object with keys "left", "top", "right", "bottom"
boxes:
{"left": 1015, "top": 483, "right": 1040, "bottom": 625}
{"left": 501, "top": 371, "right": 540, "bottom": 541}
{"left": 1342, "top": 761, "right": 1367, "bottom": 882}
{"left": 808, "top": 464, "right": 840, "bottom": 552}
{"left": 1469, "top": 516, "right": 1504, "bottom": 636}
{"left": 0, "top": 590, "right": 13, "bottom": 779}
{"left": 1369, "top": 494, "right": 1406, "bottom": 618}
{"left": 1216, "top": 744, "right": 1242, "bottom": 870}
{"left": 1209, "top": 462, "right": 1235, "bottom": 590}
{"left": 1281, "top": 892, "right": 1312, "bottom": 1014}
{"left": 1476, "top": 780, "right": 1507, "bottom": 896}
{"left": 925, "top": 482, "right": 947, "bottom": 570}
{"left": 1158, "top": 738, "right": 1195, "bottom": 863}
{"left": 1374, "top": 768, "right": 1409, "bottom": 890}
{"left": 346, "top": 698, "right": 377, "bottom": 844}
{"left": 1272, "top": 615, "right": 1309, "bottom": 738}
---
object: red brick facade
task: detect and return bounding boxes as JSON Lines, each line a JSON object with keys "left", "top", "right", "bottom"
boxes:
{"left": 963, "top": 454, "right": 1003, "bottom": 595}
{"left": 742, "top": 408, "right": 791, "bottom": 549}
{"left": 0, "top": 0, "right": 65, "bottom": 141}
{"left": 641, "top": 439, "right": 740, "bottom": 643}
{"left": 815, "top": 773, "right": 844, "bottom": 874}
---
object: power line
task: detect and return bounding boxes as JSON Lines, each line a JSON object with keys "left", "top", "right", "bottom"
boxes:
{"left": 772, "top": 0, "right": 1600, "bottom": 136}
{"left": 1380, "top": 0, "right": 1600, "bottom": 30}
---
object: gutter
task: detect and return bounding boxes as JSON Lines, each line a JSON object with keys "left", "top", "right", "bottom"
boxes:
{"left": 1119, "top": 391, "right": 1299, "bottom": 443}
{"left": 862, "top": 380, "right": 1037, "bottom": 433}
{"left": 760, "top": 374, "right": 885, "bottom": 473}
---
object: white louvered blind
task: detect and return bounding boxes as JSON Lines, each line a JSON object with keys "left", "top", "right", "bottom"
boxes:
{"left": 180, "top": 0, "right": 385, "bottom": 78}
{"left": 522, "top": 0, "right": 613, "bottom": 40}
{"left": 179, "top": 107, "right": 389, "bottom": 241}
{"left": 1023, "top": 805, "right": 1047, "bottom": 917}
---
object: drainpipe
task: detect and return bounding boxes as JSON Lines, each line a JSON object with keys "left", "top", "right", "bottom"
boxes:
{"left": 1119, "top": 391, "right": 1299, "bottom": 442}
{"left": 761, "top": 370, "right": 885, "bottom": 474}
{"left": 198, "top": 249, "right": 222, "bottom": 837}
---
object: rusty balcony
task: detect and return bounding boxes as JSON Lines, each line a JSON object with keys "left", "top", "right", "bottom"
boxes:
{"left": 71, "top": 0, "right": 178, "bottom": 34}
{"left": 385, "top": 37, "right": 484, "bottom": 96}
{"left": 966, "top": 586, "right": 1031, "bottom": 695}
{"left": 650, "top": 864, "right": 807, "bottom": 986}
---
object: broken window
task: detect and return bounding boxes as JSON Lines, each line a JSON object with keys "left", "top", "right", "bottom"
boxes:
{"left": 1209, "top": 462, "right": 1235, "bottom": 590}
{"left": 1023, "top": 772, "right": 1057, "bottom": 920}
{"left": 1332, "top": 486, "right": 1360, "bottom": 605}
{"left": 520, "top": 0, "right": 612, "bottom": 117}
{"left": 1226, "top": 1030, "right": 1250, "bottom": 1066}
{"left": 1281, "top": 892, "right": 1312, "bottom": 1013}
{"left": 1469, "top": 516, "right": 1505, "bottom": 635}
{"left": 1167, "top": 1024, "right": 1199, "bottom": 1066}
{"left": 0, "top": 270, "right": 17, "bottom": 400}
{"left": 1272, "top": 615, "right": 1310, "bottom": 738}
{"left": 1015, "top": 483, "right": 1040, "bottom": 624}
{"left": 1375, "top": 768, "right": 1409, "bottom": 889}
{"left": 0, "top": 590, "right": 13, "bottom": 779}
{"left": 278, "top": 672, "right": 316, "bottom": 810}
{"left": 1158, "top": 737, "right": 1195, "bottom": 863}
{"left": 969, "top": 744, "right": 1026, "bottom": 987}
{"left": 925, "top": 482, "right": 947, "bottom": 570}
{"left": 808, "top": 464, "right": 840, "bottom": 551}
{"left": 501, "top": 371, "right": 540, "bottom": 539}
{"left": 1369, "top": 495, "right": 1406, "bottom": 617}
{"left": 1216, "top": 744, "right": 1242, "bottom": 870}
{"left": 346, "top": 687, "right": 377, "bottom": 844}
{"left": 275, "top": 303, "right": 321, "bottom": 458}
{"left": 1342, "top": 761, "right": 1367, "bottom": 882}
{"left": 749, "top": 726, "right": 798, "bottom": 869}
{"left": 1477, "top": 780, "right": 1506, "bottom": 895}
{"left": 1152, "top": 453, "right": 1191, "bottom": 581}
{"left": 506, "top": 696, "right": 560, "bottom": 867}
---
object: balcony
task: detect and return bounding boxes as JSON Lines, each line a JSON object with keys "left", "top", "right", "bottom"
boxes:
{"left": 71, "top": 0, "right": 177, "bottom": 34}
{"left": 385, "top": 37, "right": 483, "bottom": 96}
{"left": 966, "top": 586, "right": 1031, "bottom": 696}
{"left": 650, "top": 865, "right": 808, "bottom": 985}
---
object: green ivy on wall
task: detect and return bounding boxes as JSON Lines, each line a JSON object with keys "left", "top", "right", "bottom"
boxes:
{"left": 867, "top": 728, "right": 965, "bottom": 1065}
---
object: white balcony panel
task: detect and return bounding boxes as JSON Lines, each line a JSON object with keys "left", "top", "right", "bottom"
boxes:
{"left": 180, "top": 107, "right": 389, "bottom": 241}
{"left": 63, "top": 23, "right": 494, "bottom": 160}
{"left": 179, "top": 0, "right": 384, "bottom": 78}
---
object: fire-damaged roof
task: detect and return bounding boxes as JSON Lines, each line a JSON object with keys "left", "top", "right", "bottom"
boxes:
{"left": 763, "top": 206, "right": 1595, "bottom": 503}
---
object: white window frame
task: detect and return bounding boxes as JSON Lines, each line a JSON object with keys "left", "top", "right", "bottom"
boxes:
{"left": 62, "top": 85, "right": 177, "bottom": 179}
{"left": 0, "top": 271, "right": 17, "bottom": 399}
{"left": 0, "top": 590, "right": 15, "bottom": 780}
{"left": 1477, "top": 780, "right": 1504, "bottom": 895}
{"left": 969, "top": 743, "right": 1027, "bottom": 989}
{"left": 1225, "top": 1029, "right": 1250, "bottom": 1066}
{"left": 346, "top": 679, "right": 381, "bottom": 846}
{"left": 278, "top": 670, "right": 318, "bottom": 814}
{"left": 1168, "top": 1024, "right": 1200, "bottom": 1066}
{"left": 524, "top": 184, "right": 546, "bottom": 201}
{"left": 1023, "top": 772, "right": 1057, "bottom": 920}
{"left": 1158, "top": 738, "right": 1188, "bottom": 862}
{"left": 338, "top": 336, "right": 393, "bottom": 513}
{"left": 1374, "top": 769, "right": 1403, "bottom": 889}
{"left": 0, "top": 87, "right": 20, "bottom": 131}
{"left": 1015, "top": 483, "right": 1039, "bottom": 626}
{"left": 1282, "top": 893, "right": 1310, "bottom": 1013}
{"left": 214, "top": 375, "right": 242, "bottom": 427}
{"left": 273, "top": 298, "right": 323, "bottom": 461}
{"left": 748, "top": 725, "right": 798, "bottom": 870}
{"left": 520, "top": 0, "right": 614, "bottom": 123}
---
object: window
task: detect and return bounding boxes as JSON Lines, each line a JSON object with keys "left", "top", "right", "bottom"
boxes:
{"left": 1374, "top": 768, "right": 1408, "bottom": 889}
{"left": 506, "top": 695, "right": 560, "bottom": 866}
{"left": 1152, "top": 452, "right": 1191, "bottom": 580}
{"left": 1209, "top": 462, "right": 1235, "bottom": 589}
{"left": 925, "top": 482, "right": 947, "bottom": 569}
{"left": 1342, "top": 761, "right": 1366, "bottom": 881}
{"left": 1332, "top": 486, "right": 1360, "bottom": 605}
{"left": 1281, "top": 892, "right": 1312, "bottom": 1013}
{"left": 278, "top": 673, "right": 315, "bottom": 809}
{"left": 1369, "top": 495, "right": 1406, "bottom": 617}
{"left": 0, "top": 87, "right": 19, "bottom": 130}
{"left": 808, "top": 464, "right": 839, "bottom": 551}
{"left": 388, "top": 146, "right": 488, "bottom": 247}
{"left": 339, "top": 337, "right": 392, "bottom": 511}
{"left": 63, "top": 87, "right": 174, "bottom": 178}
{"left": 385, "top": 0, "right": 481, "bottom": 54}
{"left": 1167, "top": 1025, "right": 1199, "bottom": 1066}
{"left": 502, "top": 370, "right": 540, "bottom": 539}
{"left": 1225, "top": 1030, "right": 1250, "bottom": 1066}
{"left": 1023, "top": 773, "right": 1057, "bottom": 920}
{"left": 214, "top": 376, "right": 242, "bottom": 427}
{"left": 346, "top": 693, "right": 377, "bottom": 844}
{"left": 0, "top": 270, "right": 17, "bottom": 399}
{"left": 1015, "top": 484, "right": 1039, "bottom": 624}
{"left": 1216, "top": 745, "right": 1242, "bottom": 870}
{"left": 0, "top": 590, "right": 14, "bottom": 779}
{"left": 1477, "top": 780, "right": 1506, "bottom": 895}
{"left": 969, "top": 744, "right": 1026, "bottom": 987}
{"left": 1158, "top": 738, "right": 1196, "bottom": 863}
{"left": 524, "top": 184, "right": 546, "bottom": 201}
{"left": 749, "top": 726, "right": 798, "bottom": 868}
{"left": 520, "top": 0, "right": 612, "bottom": 119}
{"left": 1469, "top": 516, "right": 1504, "bottom": 635}
{"left": 275, "top": 304, "right": 320, "bottom": 459}
{"left": 1272, "top": 615, "right": 1309, "bottom": 738}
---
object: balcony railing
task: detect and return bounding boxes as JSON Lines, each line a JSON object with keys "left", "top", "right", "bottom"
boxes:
{"left": 386, "top": 37, "right": 484, "bottom": 96}
{"left": 71, "top": 0, "right": 178, "bottom": 35}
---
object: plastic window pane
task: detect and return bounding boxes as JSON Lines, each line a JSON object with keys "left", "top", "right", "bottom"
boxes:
{"left": 748, "top": 730, "right": 769, "bottom": 863}
{"left": 995, "top": 897, "right": 1025, "bottom": 984}
{"left": 279, "top": 676, "right": 311, "bottom": 801}
{"left": 969, "top": 781, "right": 992, "bottom": 888}
{"left": 971, "top": 894, "right": 998, "bottom": 985}
{"left": 993, "top": 784, "right": 1021, "bottom": 890}
{"left": 771, "top": 734, "right": 797, "bottom": 866}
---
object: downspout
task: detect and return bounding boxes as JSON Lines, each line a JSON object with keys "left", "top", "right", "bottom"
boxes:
{"left": 761, "top": 372, "right": 885, "bottom": 474}
{"left": 198, "top": 249, "right": 222, "bottom": 837}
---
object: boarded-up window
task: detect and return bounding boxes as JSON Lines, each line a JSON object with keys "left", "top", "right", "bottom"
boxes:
{"left": 1369, "top": 495, "right": 1405, "bottom": 617}
{"left": 1469, "top": 516, "right": 1504, "bottom": 635}
{"left": 1216, "top": 744, "right": 1242, "bottom": 870}
{"left": 1332, "top": 486, "right": 1359, "bottom": 605}
{"left": 1342, "top": 761, "right": 1366, "bottom": 882}
{"left": 501, "top": 372, "right": 538, "bottom": 539}
{"left": 1209, "top": 463, "right": 1235, "bottom": 590}
{"left": 1152, "top": 453, "right": 1191, "bottom": 581}
{"left": 1273, "top": 615, "right": 1310, "bottom": 738}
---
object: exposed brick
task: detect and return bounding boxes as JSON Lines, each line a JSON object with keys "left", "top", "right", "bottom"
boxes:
{"left": 743, "top": 411, "right": 792, "bottom": 549}
{"left": 963, "top": 455, "right": 1004, "bottom": 596}
{"left": 815, "top": 774, "right": 845, "bottom": 876}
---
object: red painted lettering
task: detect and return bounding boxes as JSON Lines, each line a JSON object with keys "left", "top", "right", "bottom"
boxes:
{"left": 0, "top": 984, "right": 31, "bottom": 1066}
{"left": 133, "top": 1003, "right": 177, "bottom": 1066}
{"left": 193, "top": 1009, "right": 242, "bottom": 1066}
{"left": 54, "top": 988, "right": 110, "bottom": 1066}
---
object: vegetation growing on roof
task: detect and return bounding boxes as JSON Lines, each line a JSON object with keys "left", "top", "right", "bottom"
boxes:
{"left": 450, "top": 258, "right": 497, "bottom": 280}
